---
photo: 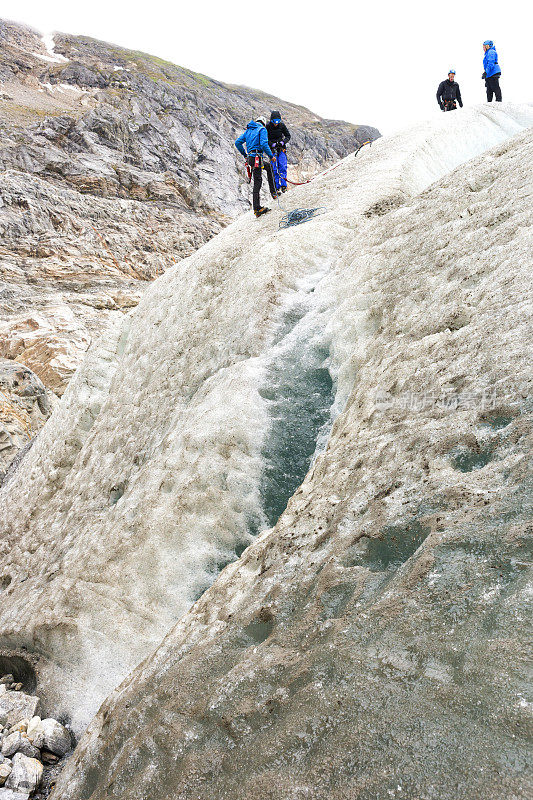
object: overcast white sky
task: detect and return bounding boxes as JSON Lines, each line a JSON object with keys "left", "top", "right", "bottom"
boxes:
{"left": 2, "top": 0, "right": 531, "bottom": 134}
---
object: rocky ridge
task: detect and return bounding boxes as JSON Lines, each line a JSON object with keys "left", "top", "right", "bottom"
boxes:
{"left": 0, "top": 17, "right": 380, "bottom": 475}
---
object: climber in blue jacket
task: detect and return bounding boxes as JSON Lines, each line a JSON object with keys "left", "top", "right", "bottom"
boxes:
{"left": 482, "top": 41, "right": 502, "bottom": 102}
{"left": 235, "top": 117, "right": 278, "bottom": 217}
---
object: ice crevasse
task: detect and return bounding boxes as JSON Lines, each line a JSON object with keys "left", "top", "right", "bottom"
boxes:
{"left": 0, "top": 102, "right": 531, "bottom": 734}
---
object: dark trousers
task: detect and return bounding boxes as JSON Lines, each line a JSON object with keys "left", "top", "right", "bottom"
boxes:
{"left": 485, "top": 75, "right": 502, "bottom": 102}
{"left": 247, "top": 154, "right": 276, "bottom": 212}
{"left": 444, "top": 99, "right": 457, "bottom": 111}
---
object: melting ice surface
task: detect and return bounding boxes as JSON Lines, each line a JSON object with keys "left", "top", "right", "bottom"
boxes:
{"left": 258, "top": 269, "right": 335, "bottom": 528}
{"left": 189, "top": 268, "right": 336, "bottom": 602}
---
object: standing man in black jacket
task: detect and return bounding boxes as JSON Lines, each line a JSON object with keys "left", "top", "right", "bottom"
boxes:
{"left": 266, "top": 111, "right": 291, "bottom": 193}
{"left": 436, "top": 70, "right": 463, "bottom": 111}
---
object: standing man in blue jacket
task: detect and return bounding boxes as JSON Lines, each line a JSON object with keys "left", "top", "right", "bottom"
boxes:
{"left": 482, "top": 40, "right": 502, "bottom": 102}
{"left": 235, "top": 116, "right": 278, "bottom": 218}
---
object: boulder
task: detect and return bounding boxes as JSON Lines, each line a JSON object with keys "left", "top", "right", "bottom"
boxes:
{"left": 0, "top": 762, "right": 11, "bottom": 786}
{"left": 57, "top": 62, "right": 108, "bottom": 89}
{"left": 1, "top": 734, "right": 21, "bottom": 758}
{"left": 40, "top": 719, "right": 70, "bottom": 757}
{"left": 8, "top": 722, "right": 27, "bottom": 735}
{"left": 0, "top": 694, "right": 38, "bottom": 739}
{"left": 5, "top": 753, "right": 42, "bottom": 794}
{"left": 24, "top": 718, "right": 43, "bottom": 749}
{"left": 40, "top": 751, "right": 58, "bottom": 765}
{"left": 0, "top": 790, "right": 29, "bottom": 800}
{"left": 12, "top": 741, "right": 37, "bottom": 761}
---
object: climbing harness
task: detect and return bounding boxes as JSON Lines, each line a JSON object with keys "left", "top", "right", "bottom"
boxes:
{"left": 243, "top": 151, "right": 268, "bottom": 180}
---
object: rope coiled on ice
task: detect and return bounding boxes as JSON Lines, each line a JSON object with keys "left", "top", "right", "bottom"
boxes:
{"left": 278, "top": 207, "right": 326, "bottom": 229}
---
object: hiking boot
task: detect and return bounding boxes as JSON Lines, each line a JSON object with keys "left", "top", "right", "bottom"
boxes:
{"left": 254, "top": 206, "right": 271, "bottom": 218}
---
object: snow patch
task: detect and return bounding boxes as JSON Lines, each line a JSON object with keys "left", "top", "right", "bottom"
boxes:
{"left": 33, "top": 34, "right": 69, "bottom": 64}
{"left": 32, "top": 51, "right": 59, "bottom": 63}
{"left": 39, "top": 82, "right": 86, "bottom": 97}
{"left": 42, "top": 33, "right": 69, "bottom": 62}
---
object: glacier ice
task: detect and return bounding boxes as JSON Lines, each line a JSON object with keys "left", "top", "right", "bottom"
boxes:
{"left": 0, "top": 103, "right": 532, "bottom": 734}
{"left": 258, "top": 267, "right": 334, "bottom": 528}
{"left": 52, "top": 116, "right": 533, "bottom": 800}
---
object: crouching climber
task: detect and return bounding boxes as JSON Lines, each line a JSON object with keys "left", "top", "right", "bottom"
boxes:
{"left": 436, "top": 70, "right": 463, "bottom": 111}
{"left": 235, "top": 116, "right": 278, "bottom": 218}
{"left": 266, "top": 111, "right": 291, "bottom": 193}
{"left": 482, "top": 40, "right": 502, "bottom": 102}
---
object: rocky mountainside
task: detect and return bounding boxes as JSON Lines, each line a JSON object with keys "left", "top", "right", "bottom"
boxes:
{"left": 0, "top": 18, "right": 380, "bottom": 477}
{"left": 0, "top": 101, "right": 531, "bottom": 800}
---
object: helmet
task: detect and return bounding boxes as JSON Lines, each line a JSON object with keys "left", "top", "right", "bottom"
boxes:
{"left": 270, "top": 110, "right": 281, "bottom": 122}
{"left": 255, "top": 116, "right": 267, "bottom": 126}
{"left": 483, "top": 40, "right": 494, "bottom": 47}
{"left": 448, "top": 69, "right": 456, "bottom": 74}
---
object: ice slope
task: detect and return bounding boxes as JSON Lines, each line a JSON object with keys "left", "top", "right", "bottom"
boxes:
{"left": 53, "top": 122, "right": 533, "bottom": 800}
{"left": 0, "top": 103, "right": 531, "bottom": 733}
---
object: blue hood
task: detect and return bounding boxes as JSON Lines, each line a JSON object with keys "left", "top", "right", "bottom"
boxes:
{"left": 235, "top": 121, "right": 273, "bottom": 158}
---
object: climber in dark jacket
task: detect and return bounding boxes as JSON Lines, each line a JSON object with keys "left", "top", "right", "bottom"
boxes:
{"left": 266, "top": 111, "right": 291, "bottom": 193}
{"left": 235, "top": 117, "right": 278, "bottom": 217}
{"left": 436, "top": 71, "right": 463, "bottom": 111}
